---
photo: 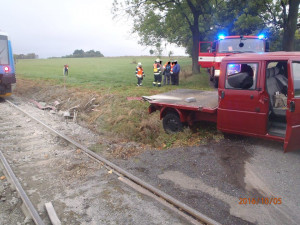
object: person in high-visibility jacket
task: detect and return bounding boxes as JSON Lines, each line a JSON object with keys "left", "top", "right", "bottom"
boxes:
{"left": 170, "top": 61, "right": 175, "bottom": 85}
{"left": 153, "top": 58, "right": 162, "bottom": 87}
{"left": 135, "top": 62, "right": 145, "bottom": 86}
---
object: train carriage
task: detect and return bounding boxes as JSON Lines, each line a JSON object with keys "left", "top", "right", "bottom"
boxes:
{"left": 0, "top": 32, "right": 16, "bottom": 97}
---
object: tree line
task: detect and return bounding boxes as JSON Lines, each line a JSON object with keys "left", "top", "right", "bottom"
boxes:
{"left": 14, "top": 53, "right": 38, "bottom": 59}
{"left": 63, "top": 49, "right": 104, "bottom": 58}
{"left": 112, "top": 0, "right": 300, "bottom": 73}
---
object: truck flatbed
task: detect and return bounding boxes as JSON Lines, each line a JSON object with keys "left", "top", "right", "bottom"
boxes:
{"left": 143, "top": 89, "right": 218, "bottom": 113}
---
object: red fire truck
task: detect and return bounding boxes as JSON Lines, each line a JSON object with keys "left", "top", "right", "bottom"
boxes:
{"left": 198, "top": 34, "right": 269, "bottom": 87}
{"left": 144, "top": 52, "right": 300, "bottom": 153}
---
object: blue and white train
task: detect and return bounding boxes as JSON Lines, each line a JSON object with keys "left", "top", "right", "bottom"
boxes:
{"left": 0, "top": 32, "right": 16, "bottom": 97}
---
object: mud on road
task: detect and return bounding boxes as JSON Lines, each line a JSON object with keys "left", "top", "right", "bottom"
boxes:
{"left": 115, "top": 137, "right": 300, "bottom": 225}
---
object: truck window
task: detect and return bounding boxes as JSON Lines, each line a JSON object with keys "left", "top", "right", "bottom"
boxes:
{"left": 292, "top": 62, "right": 300, "bottom": 97}
{"left": 199, "top": 42, "right": 212, "bottom": 53}
{"left": 212, "top": 41, "right": 217, "bottom": 53}
{"left": 218, "top": 39, "right": 264, "bottom": 53}
{"left": 0, "top": 35, "right": 9, "bottom": 65}
{"left": 225, "top": 63, "right": 258, "bottom": 90}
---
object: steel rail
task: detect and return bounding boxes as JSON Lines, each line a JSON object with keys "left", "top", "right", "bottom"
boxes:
{"left": 0, "top": 150, "right": 45, "bottom": 225}
{"left": 6, "top": 99, "right": 221, "bottom": 225}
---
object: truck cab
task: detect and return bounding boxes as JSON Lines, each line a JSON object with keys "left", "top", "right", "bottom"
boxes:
{"left": 199, "top": 35, "right": 269, "bottom": 88}
{"left": 218, "top": 52, "right": 300, "bottom": 152}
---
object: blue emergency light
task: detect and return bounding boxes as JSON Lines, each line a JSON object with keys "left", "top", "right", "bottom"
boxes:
{"left": 218, "top": 34, "right": 225, "bottom": 40}
{"left": 258, "top": 34, "right": 265, "bottom": 39}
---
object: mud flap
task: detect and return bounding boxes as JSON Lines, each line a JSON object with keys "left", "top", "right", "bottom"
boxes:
{"left": 284, "top": 124, "right": 300, "bottom": 152}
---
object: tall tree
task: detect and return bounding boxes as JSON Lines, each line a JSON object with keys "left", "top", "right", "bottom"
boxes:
{"left": 232, "top": 0, "right": 300, "bottom": 51}
{"left": 113, "top": 0, "right": 299, "bottom": 74}
{"left": 113, "top": 0, "right": 220, "bottom": 73}
{"left": 281, "top": 0, "right": 300, "bottom": 51}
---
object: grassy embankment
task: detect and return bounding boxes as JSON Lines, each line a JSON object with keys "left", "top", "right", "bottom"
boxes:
{"left": 15, "top": 56, "right": 222, "bottom": 148}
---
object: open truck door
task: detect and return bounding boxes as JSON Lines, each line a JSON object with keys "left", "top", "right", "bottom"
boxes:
{"left": 198, "top": 41, "right": 214, "bottom": 68}
{"left": 217, "top": 61, "right": 269, "bottom": 136}
{"left": 284, "top": 61, "right": 300, "bottom": 152}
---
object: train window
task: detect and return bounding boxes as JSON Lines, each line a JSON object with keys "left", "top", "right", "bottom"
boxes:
{"left": 0, "top": 35, "right": 9, "bottom": 65}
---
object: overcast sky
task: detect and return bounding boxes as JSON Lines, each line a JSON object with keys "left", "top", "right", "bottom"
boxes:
{"left": 1, "top": 0, "right": 186, "bottom": 58}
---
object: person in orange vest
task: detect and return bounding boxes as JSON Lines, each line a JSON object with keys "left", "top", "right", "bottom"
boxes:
{"left": 135, "top": 62, "right": 145, "bottom": 86}
{"left": 170, "top": 61, "right": 175, "bottom": 85}
{"left": 153, "top": 58, "right": 162, "bottom": 87}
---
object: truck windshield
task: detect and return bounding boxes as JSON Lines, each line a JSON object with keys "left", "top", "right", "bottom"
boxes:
{"left": 218, "top": 38, "right": 264, "bottom": 53}
{"left": 0, "top": 35, "right": 9, "bottom": 65}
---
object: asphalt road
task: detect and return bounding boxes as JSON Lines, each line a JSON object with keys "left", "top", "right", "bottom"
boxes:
{"left": 114, "top": 136, "right": 300, "bottom": 225}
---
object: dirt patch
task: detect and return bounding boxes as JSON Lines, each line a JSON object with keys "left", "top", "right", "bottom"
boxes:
{"left": 13, "top": 78, "right": 149, "bottom": 159}
{"left": 213, "top": 139, "right": 252, "bottom": 189}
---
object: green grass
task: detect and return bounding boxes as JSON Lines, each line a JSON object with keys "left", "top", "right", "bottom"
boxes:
{"left": 16, "top": 56, "right": 217, "bottom": 148}
{"left": 16, "top": 56, "right": 211, "bottom": 92}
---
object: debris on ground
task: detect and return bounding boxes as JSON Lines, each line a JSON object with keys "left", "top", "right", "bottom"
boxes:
{"left": 30, "top": 100, "right": 56, "bottom": 111}
{"left": 127, "top": 97, "right": 143, "bottom": 101}
{"left": 63, "top": 111, "right": 71, "bottom": 118}
{"left": 53, "top": 101, "right": 60, "bottom": 107}
{"left": 84, "top": 96, "right": 96, "bottom": 108}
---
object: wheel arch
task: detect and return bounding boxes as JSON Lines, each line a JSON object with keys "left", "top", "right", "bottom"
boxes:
{"left": 160, "top": 107, "right": 187, "bottom": 123}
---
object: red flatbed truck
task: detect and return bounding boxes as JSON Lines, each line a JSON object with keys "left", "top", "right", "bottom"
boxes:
{"left": 143, "top": 52, "right": 300, "bottom": 153}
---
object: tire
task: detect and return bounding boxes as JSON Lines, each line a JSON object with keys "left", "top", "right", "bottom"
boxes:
{"left": 163, "top": 112, "right": 183, "bottom": 134}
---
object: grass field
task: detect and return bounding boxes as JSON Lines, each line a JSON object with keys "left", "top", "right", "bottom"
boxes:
{"left": 16, "top": 56, "right": 211, "bottom": 91}
{"left": 15, "top": 56, "right": 220, "bottom": 149}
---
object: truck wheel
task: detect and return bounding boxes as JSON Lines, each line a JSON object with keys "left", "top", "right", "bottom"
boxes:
{"left": 214, "top": 77, "right": 219, "bottom": 88}
{"left": 163, "top": 113, "right": 183, "bottom": 134}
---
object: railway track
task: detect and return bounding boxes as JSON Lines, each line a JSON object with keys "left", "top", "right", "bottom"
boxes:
{"left": 0, "top": 150, "right": 44, "bottom": 225}
{"left": 0, "top": 99, "right": 221, "bottom": 225}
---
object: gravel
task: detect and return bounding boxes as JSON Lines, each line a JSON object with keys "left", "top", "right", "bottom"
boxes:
{"left": 0, "top": 98, "right": 189, "bottom": 225}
